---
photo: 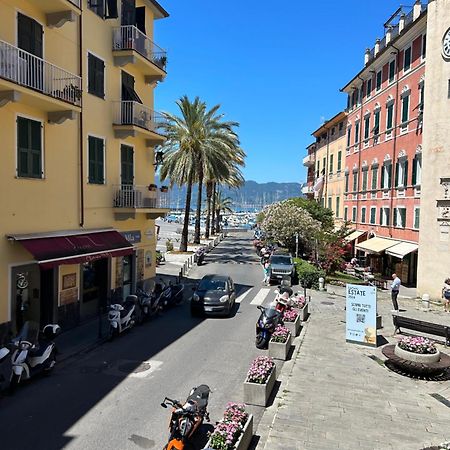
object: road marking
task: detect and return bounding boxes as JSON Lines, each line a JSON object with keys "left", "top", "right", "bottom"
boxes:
{"left": 250, "top": 288, "right": 271, "bottom": 305}
{"left": 236, "top": 288, "right": 252, "bottom": 304}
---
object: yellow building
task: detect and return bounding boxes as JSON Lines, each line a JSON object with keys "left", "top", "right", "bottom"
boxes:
{"left": 310, "top": 112, "right": 347, "bottom": 225}
{"left": 0, "top": 0, "right": 169, "bottom": 338}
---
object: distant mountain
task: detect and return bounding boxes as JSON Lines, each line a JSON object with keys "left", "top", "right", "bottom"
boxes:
{"left": 156, "top": 176, "right": 304, "bottom": 210}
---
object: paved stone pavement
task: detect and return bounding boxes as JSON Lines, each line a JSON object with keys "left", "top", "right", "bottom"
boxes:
{"left": 257, "top": 288, "right": 450, "bottom": 450}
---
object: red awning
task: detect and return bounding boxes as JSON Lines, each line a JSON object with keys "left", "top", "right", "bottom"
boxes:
{"left": 14, "top": 230, "right": 133, "bottom": 269}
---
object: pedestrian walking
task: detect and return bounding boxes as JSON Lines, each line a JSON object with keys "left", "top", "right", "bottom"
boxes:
{"left": 442, "top": 278, "right": 450, "bottom": 313}
{"left": 263, "top": 261, "right": 271, "bottom": 285}
{"left": 390, "top": 273, "right": 401, "bottom": 313}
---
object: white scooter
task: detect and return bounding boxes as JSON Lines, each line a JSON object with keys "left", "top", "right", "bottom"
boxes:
{"left": 108, "top": 294, "right": 138, "bottom": 339}
{"left": 0, "top": 321, "right": 61, "bottom": 392}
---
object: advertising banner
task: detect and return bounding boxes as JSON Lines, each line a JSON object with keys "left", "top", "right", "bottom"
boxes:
{"left": 346, "top": 284, "right": 377, "bottom": 347}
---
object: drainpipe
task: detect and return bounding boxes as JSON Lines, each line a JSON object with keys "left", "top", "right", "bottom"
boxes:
{"left": 356, "top": 75, "right": 365, "bottom": 230}
{"left": 78, "top": 9, "right": 84, "bottom": 227}
{"left": 324, "top": 129, "right": 330, "bottom": 202}
{"left": 389, "top": 44, "right": 401, "bottom": 239}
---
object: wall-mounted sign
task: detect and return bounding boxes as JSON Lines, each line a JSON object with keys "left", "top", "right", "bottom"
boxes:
{"left": 121, "top": 230, "right": 141, "bottom": 244}
{"left": 346, "top": 284, "right": 377, "bottom": 347}
{"left": 144, "top": 228, "right": 154, "bottom": 238}
{"left": 62, "top": 273, "right": 77, "bottom": 290}
{"left": 145, "top": 251, "right": 152, "bottom": 267}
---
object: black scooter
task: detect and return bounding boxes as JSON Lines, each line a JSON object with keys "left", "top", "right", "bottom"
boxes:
{"left": 255, "top": 305, "right": 283, "bottom": 349}
{"left": 160, "top": 280, "right": 185, "bottom": 309}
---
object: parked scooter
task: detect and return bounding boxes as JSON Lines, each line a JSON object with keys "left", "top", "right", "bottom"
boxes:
{"left": 161, "top": 385, "right": 211, "bottom": 450}
{"left": 195, "top": 247, "right": 206, "bottom": 266}
{"left": 0, "top": 321, "right": 61, "bottom": 391}
{"left": 108, "top": 294, "right": 138, "bottom": 339}
{"left": 255, "top": 304, "right": 283, "bottom": 349}
{"left": 136, "top": 282, "right": 164, "bottom": 320}
{"left": 160, "top": 280, "right": 185, "bottom": 309}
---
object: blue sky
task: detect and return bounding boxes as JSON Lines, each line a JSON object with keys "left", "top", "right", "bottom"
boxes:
{"left": 155, "top": 0, "right": 406, "bottom": 184}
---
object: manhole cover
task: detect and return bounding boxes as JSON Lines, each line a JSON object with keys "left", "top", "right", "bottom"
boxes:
{"left": 321, "top": 301, "right": 334, "bottom": 305}
{"left": 118, "top": 361, "right": 151, "bottom": 374}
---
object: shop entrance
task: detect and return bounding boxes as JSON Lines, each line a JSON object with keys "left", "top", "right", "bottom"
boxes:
{"left": 122, "top": 254, "right": 134, "bottom": 298}
{"left": 81, "top": 259, "right": 109, "bottom": 321}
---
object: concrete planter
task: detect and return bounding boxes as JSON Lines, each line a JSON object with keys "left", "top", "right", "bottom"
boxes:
{"left": 204, "top": 414, "right": 253, "bottom": 450}
{"left": 269, "top": 333, "right": 292, "bottom": 360}
{"left": 295, "top": 303, "right": 309, "bottom": 322}
{"left": 284, "top": 314, "right": 301, "bottom": 337}
{"left": 243, "top": 367, "right": 276, "bottom": 406}
{"left": 394, "top": 344, "right": 441, "bottom": 363}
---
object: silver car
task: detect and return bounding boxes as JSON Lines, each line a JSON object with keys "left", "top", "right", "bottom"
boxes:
{"left": 269, "top": 254, "right": 295, "bottom": 285}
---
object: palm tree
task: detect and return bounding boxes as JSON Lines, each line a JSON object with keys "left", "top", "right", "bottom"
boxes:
{"left": 191, "top": 106, "right": 241, "bottom": 244}
{"left": 159, "top": 96, "right": 206, "bottom": 252}
{"left": 214, "top": 191, "right": 234, "bottom": 233}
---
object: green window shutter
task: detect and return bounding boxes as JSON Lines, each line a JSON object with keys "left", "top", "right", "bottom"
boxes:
{"left": 395, "top": 162, "right": 399, "bottom": 187}
{"left": 347, "top": 128, "right": 351, "bottom": 147}
{"left": 379, "top": 209, "right": 383, "bottom": 225}
{"left": 344, "top": 208, "right": 348, "bottom": 221}
{"left": 30, "top": 120, "right": 42, "bottom": 178}
{"left": 97, "top": 139, "right": 104, "bottom": 184}
{"left": 364, "top": 117, "right": 370, "bottom": 140}
{"left": 361, "top": 208, "right": 366, "bottom": 223}
{"left": 381, "top": 166, "right": 385, "bottom": 188}
{"left": 362, "top": 171, "right": 367, "bottom": 191}
{"left": 403, "top": 160, "right": 408, "bottom": 186}
{"left": 393, "top": 208, "right": 397, "bottom": 226}
{"left": 88, "top": 136, "right": 104, "bottom": 184}
{"left": 337, "top": 151, "right": 342, "bottom": 171}
{"left": 355, "top": 123, "right": 359, "bottom": 143}
{"left": 345, "top": 174, "right": 349, "bottom": 192}
{"left": 352, "top": 173, "right": 358, "bottom": 191}
{"left": 389, "top": 60, "right": 395, "bottom": 82}
{"left": 336, "top": 197, "right": 340, "bottom": 217}
{"left": 376, "top": 71, "right": 382, "bottom": 90}
{"left": 17, "top": 117, "right": 42, "bottom": 178}
{"left": 370, "top": 208, "right": 375, "bottom": 224}
{"left": 387, "top": 104, "right": 393, "bottom": 129}
{"left": 404, "top": 47, "right": 411, "bottom": 71}
{"left": 88, "top": 137, "right": 96, "bottom": 183}
{"left": 402, "top": 95, "right": 409, "bottom": 123}
{"left": 372, "top": 168, "right": 377, "bottom": 189}
{"left": 329, "top": 154, "right": 334, "bottom": 173}
{"left": 414, "top": 208, "right": 420, "bottom": 228}
{"left": 328, "top": 197, "right": 332, "bottom": 210}
{"left": 387, "top": 209, "right": 390, "bottom": 226}
{"left": 412, "top": 157, "right": 417, "bottom": 185}
{"left": 400, "top": 209, "right": 406, "bottom": 228}
{"left": 387, "top": 164, "right": 392, "bottom": 188}
{"left": 374, "top": 111, "right": 380, "bottom": 134}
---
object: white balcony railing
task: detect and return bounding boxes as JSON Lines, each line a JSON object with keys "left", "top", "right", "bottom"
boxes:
{"left": 113, "top": 101, "right": 167, "bottom": 135}
{"left": 301, "top": 185, "right": 314, "bottom": 194}
{"left": 112, "top": 25, "right": 167, "bottom": 71}
{"left": 113, "top": 185, "right": 170, "bottom": 209}
{"left": 302, "top": 154, "right": 315, "bottom": 167}
{"left": 0, "top": 39, "right": 81, "bottom": 106}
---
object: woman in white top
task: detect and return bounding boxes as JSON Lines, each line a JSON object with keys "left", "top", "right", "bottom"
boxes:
{"left": 442, "top": 278, "right": 450, "bottom": 313}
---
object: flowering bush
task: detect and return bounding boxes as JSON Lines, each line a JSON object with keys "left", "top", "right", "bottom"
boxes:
{"left": 439, "top": 441, "right": 450, "bottom": 450}
{"left": 291, "top": 295, "right": 306, "bottom": 309}
{"left": 283, "top": 309, "right": 299, "bottom": 322}
{"left": 398, "top": 336, "right": 437, "bottom": 355}
{"left": 246, "top": 356, "right": 275, "bottom": 384}
{"left": 270, "top": 325, "right": 290, "bottom": 343}
{"left": 208, "top": 403, "right": 249, "bottom": 450}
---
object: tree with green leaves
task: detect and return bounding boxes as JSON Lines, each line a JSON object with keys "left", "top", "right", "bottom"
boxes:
{"left": 287, "top": 197, "right": 334, "bottom": 231}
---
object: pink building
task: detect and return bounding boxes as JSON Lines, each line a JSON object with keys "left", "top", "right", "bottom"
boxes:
{"left": 341, "top": 2, "right": 426, "bottom": 285}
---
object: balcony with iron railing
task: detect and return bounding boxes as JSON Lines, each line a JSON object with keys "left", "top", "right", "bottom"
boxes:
{"left": 0, "top": 39, "right": 81, "bottom": 115}
{"left": 113, "top": 185, "right": 170, "bottom": 218}
{"left": 112, "top": 25, "right": 167, "bottom": 82}
{"left": 112, "top": 101, "right": 167, "bottom": 143}
{"left": 302, "top": 185, "right": 314, "bottom": 195}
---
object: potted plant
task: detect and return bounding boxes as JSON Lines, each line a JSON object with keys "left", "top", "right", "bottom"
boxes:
{"left": 160, "top": 185, "right": 169, "bottom": 193}
{"left": 283, "top": 309, "right": 301, "bottom": 337}
{"left": 148, "top": 183, "right": 158, "bottom": 191}
{"left": 269, "top": 325, "right": 291, "bottom": 361}
{"left": 394, "top": 336, "right": 441, "bottom": 363}
{"left": 205, "top": 403, "right": 253, "bottom": 450}
{"left": 291, "top": 294, "right": 309, "bottom": 321}
{"left": 243, "top": 356, "right": 276, "bottom": 406}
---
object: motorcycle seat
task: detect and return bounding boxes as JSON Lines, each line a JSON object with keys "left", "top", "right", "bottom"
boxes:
{"left": 187, "top": 384, "right": 210, "bottom": 410}
{"left": 30, "top": 341, "right": 51, "bottom": 357}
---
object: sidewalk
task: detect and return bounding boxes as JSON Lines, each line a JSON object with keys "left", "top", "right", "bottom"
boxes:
{"left": 256, "top": 287, "right": 450, "bottom": 450}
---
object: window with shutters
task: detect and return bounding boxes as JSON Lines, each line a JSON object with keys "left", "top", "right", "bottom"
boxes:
{"left": 328, "top": 197, "right": 332, "bottom": 210}
{"left": 352, "top": 172, "right": 358, "bottom": 192}
{"left": 347, "top": 127, "right": 351, "bottom": 147}
{"left": 322, "top": 157, "right": 326, "bottom": 174}
{"left": 371, "top": 167, "right": 378, "bottom": 190}
{"left": 17, "top": 116, "right": 43, "bottom": 179}
{"left": 361, "top": 207, "right": 366, "bottom": 224}
{"left": 336, "top": 197, "right": 340, "bottom": 218}
{"left": 337, "top": 151, "right": 342, "bottom": 172}
{"left": 403, "top": 46, "right": 412, "bottom": 72}
{"left": 386, "top": 103, "right": 394, "bottom": 132}
{"left": 362, "top": 170, "right": 368, "bottom": 192}
{"left": 345, "top": 173, "right": 349, "bottom": 193}
{"left": 329, "top": 154, "right": 334, "bottom": 173}
{"left": 394, "top": 207, "right": 406, "bottom": 228}
{"left": 364, "top": 115, "right": 370, "bottom": 142}
{"left": 354, "top": 122, "right": 360, "bottom": 144}
{"left": 376, "top": 70, "right": 382, "bottom": 92}
{"left": 344, "top": 207, "right": 348, "bottom": 221}
{"left": 381, "top": 163, "right": 392, "bottom": 189}
{"left": 366, "top": 78, "right": 372, "bottom": 98}
{"left": 370, "top": 207, "right": 376, "bottom": 225}
{"left": 421, "top": 34, "right": 427, "bottom": 60}
{"left": 388, "top": 60, "right": 396, "bottom": 84}
{"left": 412, "top": 155, "right": 422, "bottom": 186}
{"left": 89, "top": 0, "right": 117, "bottom": 19}
{"left": 414, "top": 207, "right": 420, "bottom": 229}
{"left": 88, "top": 136, "right": 105, "bottom": 184}
{"left": 381, "top": 207, "right": 390, "bottom": 226}
{"left": 395, "top": 159, "right": 408, "bottom": 188}
{"left": 352, "top": 207, "right": 357, "bottom": 222}
{"left": 401, "top": 95, "right": 409, "bottom": 125}
{"left": 373, "top": 110, "right": 380, "bottom": 137}
{"left": 88, "top": 53, "right": 105, "bottom": 98}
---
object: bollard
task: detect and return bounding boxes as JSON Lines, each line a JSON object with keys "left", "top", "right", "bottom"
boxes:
{"left": 319, "top": 277, "right": 325, "bottom": 291}
{"left": 179, "top": 269, "right": 183, "bottom": 280}
{"left": 421, "top": 293, "right": 430, "bottom": 311}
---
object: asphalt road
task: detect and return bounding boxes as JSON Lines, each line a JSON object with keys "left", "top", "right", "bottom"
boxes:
{"left": 0, "top": 232, "right": 287, "bottom": 450}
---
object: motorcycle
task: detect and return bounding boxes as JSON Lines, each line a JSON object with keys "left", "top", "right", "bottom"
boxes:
{"left": 195, "top": 247, "right": 206, "bottom": 266}
{"left": 108, "top": 294, "right": 138, "bottom": 339}
{"left": 0, "top": 321, "right": 61, "bottom": 392}
{"left": 161, "top": 385, "right": 211, "bottom": 450}
{"left": 136, "top": 282, "right": 164, "bottom": 320}
{"left": 255, "top": 304, "right": 283, "bottom": 349}
{"left": 159, "top": 280, "right": 185, "bottom": 309}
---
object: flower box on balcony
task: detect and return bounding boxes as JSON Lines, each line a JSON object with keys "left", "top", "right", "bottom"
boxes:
{"left": 160, "top": 186, "right": 169, "bottom": 193}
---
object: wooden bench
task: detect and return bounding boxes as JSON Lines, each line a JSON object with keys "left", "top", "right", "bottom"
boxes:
{"left": 392, "top": 315, "right": 450, "bottom": 346}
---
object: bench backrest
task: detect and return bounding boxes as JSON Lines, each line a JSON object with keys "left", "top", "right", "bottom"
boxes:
{"left": 393, "top": 315, "right": 449, "bottom": 338}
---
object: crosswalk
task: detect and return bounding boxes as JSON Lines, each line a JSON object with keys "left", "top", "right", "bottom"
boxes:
{"left": 249, "top": 288, "right": 271, "bottom": 306}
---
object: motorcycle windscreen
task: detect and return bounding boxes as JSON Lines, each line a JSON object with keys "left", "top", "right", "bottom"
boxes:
{"left": 264, "top": 308, "right": 281, "bottom": 319}
{"left": 15, "top": 321, "right": 40, "bottom": 345}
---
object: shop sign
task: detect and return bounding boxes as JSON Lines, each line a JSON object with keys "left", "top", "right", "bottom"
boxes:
{"left": 62, "top": 273, "right": 77, "bottom": 290}
{"left": 346, "top": 284, "right": 377, "bottom": 347}
{"left": 121, "top": 230, "right": 141, "bottom": 244}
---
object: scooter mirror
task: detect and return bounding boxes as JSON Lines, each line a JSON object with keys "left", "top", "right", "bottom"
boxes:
{"left": 274, "top": 289, "right": 279, "bottom": 294}
{"left": 161, "top": 402, "right": 168, "bottom": 408}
